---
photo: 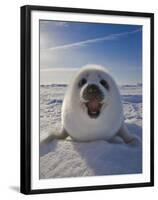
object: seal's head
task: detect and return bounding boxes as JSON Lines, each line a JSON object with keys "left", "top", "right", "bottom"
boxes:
{"left": 78, "top": 67, "right": 110, "bottom": 119}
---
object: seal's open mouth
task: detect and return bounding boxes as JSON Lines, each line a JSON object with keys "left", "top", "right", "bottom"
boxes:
{"left": 86, "top": 99, "right": 102, "bottom": 118}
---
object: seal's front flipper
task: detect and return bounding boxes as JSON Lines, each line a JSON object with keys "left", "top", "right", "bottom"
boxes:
{"left": 40, "top": 127, "right": 68, "bottom": 145}
{"left": 108, "top": 136, "right": 124, "bottom": 144}
{"left": 117, "top": 123, "right": 141, "bottom": 146}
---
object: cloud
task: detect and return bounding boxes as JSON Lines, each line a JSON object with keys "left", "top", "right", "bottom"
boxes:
{"left": 48, "top": 28, "right": 141, "bottom": 51}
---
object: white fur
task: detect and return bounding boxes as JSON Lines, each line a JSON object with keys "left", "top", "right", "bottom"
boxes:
{"left": 61, "top": 65, "right": 124, "bottom": 141}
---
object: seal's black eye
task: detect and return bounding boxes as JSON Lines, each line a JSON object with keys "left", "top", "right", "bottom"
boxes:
{"left": 79, "top": 78, "right": 87, "bottom": 87}
{"left": 100, "top": 79, "right": 109, "bottom": 90}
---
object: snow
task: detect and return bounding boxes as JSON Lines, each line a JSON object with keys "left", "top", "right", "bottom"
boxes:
{"left": 40, "top": 84, "right": 142, "bottom": 179}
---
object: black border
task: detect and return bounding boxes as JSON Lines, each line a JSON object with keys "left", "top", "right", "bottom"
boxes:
{"left": 20, "top": 5, "right": 154, "bottom": 195}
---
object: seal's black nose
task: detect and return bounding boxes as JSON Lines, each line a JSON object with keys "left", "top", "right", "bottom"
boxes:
{"left": 82, "top": 84, "right": 104, "bottom": 101}
{"left": 87, "top": 84, "right": 100, "bottom": 93}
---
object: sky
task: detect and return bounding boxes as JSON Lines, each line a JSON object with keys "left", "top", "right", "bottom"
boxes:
{"left": 40, "top": 20, "right": 142, "bottom": 85}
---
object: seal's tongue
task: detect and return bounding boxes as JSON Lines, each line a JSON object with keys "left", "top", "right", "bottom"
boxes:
{"left": 87, "top": 99, "right": 100, "bottom": 112}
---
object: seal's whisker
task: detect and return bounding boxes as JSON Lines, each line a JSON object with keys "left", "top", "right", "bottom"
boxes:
{"left": 80, "top": 97, "right": 89, "bottom": 103}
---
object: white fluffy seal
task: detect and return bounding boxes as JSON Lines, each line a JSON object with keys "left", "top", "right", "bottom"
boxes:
{"left": 44, "top": 65, "right": 139, "bottom": 145}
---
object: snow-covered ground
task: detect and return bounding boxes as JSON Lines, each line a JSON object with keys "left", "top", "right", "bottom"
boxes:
{"left": 40, "top": 84, "right": 142, "bottom": 179}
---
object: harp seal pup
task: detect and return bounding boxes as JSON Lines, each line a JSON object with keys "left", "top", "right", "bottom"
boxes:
{"left": 43, "top": 65, "right": 140, "bottom": 145}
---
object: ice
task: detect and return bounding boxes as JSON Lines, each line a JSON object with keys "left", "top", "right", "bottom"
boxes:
{"left": 40, "top": 84, "right": 142, "bottom": 179}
